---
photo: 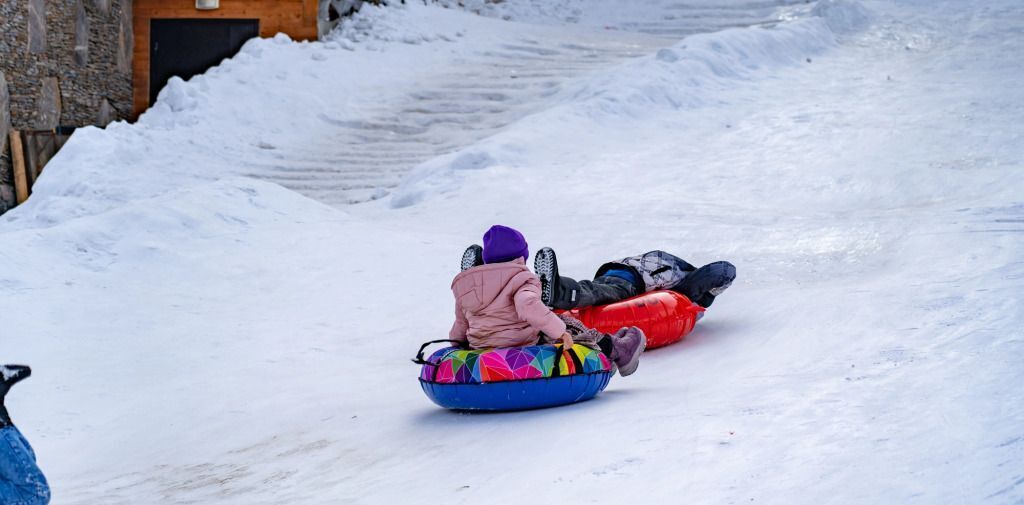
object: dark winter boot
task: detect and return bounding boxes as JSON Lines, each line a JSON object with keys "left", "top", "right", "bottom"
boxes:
{"left": 0, "top": 364, "right": 32, "bottom": 428}
{"left": 534, "top": 247, "right": 560, "bottom": 307}
{"left": 676, "top": 261, "right": 736, "bottom": 308}
{"left": 460, "top": 244, "right": 484, "bottom": 271}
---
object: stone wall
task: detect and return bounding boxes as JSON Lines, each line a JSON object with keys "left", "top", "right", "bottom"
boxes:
{"left": 1, "top": 71, "right": 12, "bottom": 213}
{"left": 0, "top": 0, "right": 133, "bottom": 214}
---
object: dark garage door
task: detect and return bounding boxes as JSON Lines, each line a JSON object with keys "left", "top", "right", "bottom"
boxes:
{"left": 150, "top": 18, "right": 260, "bottom": 106}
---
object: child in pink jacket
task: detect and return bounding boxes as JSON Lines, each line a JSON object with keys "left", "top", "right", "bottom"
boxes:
{"left": 450, "top": 225, "right": 646, "bottom": 376}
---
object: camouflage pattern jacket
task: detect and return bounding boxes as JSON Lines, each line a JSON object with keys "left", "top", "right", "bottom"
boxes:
{"left": 595, "top": 250, "right": 696, "bottom": 292}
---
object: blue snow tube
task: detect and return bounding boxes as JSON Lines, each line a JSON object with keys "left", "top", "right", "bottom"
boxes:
{"left": 414, "top": 340, "right": 614, "bottom": 412}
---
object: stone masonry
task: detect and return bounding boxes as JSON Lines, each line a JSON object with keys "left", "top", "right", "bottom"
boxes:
{"left": 0, "top": 0, "right": 133, "bottom": 214}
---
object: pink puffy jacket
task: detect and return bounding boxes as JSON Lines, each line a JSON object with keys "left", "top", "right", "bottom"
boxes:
{"left": 449, "top": 258, "right": 567, "bottom": 349}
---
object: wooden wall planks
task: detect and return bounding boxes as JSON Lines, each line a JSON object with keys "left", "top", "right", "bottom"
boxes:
{"left": 132, "top": 0, "right": 318, "bottom": 117}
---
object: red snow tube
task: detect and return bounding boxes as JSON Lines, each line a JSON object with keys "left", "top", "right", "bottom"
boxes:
{"left": 560, "top": 290, "right": 704, "bottom": 349}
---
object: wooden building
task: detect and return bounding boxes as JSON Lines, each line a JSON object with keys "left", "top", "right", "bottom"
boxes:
{"left": 132, "top": 0, "right": 320, "bottom": 117}
{"left": 131, "top": 0, "right": 319, "bottom": 115}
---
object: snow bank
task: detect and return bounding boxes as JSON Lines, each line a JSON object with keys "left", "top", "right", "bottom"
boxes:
{"left": 0, "top": 177, "right": 342, "bottom": 288}
{"left": 567, "top": 20, "right": 836, "bottom": 119}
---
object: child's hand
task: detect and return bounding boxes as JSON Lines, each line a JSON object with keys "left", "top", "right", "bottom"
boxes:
{"left": 560, "top": 332, "right": 575, "bottom": 350}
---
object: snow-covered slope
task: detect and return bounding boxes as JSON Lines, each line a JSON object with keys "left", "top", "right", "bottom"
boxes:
{"left": 1, "top": 0, "right": 1022, "bottom": 504}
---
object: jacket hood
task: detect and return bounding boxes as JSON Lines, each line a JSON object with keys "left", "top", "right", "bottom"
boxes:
{"left": 451, "top": 258, "right": 535, "bottom": 312}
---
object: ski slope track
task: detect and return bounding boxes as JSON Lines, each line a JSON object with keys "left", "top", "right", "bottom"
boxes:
{"left": 1, "top": 0, "right": 1022, "bottom": 504}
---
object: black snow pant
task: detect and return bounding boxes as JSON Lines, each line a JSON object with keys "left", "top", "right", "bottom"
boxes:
{"left": 551, "top": 275, "right": 638, "bottom": 311}
{"left": 555, "top": 261, "right": 736, "bottom": 310}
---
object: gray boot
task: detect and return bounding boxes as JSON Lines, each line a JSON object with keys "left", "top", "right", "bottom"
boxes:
{"left": 610, "top": 327, "right": 646, "bottom": 377}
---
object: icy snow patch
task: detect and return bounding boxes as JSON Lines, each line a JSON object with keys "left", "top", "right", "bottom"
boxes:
{"left": 812, "top": 0, "right": 873, "bottom": 35}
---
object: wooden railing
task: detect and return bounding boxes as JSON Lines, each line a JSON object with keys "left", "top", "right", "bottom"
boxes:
{"left": 7, "top": 127, "right": 74, "bottom": 205}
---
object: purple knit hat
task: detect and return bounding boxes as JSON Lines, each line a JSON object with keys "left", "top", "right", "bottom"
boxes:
{"left": 482, "top": 225, "right": 529, "bottom": 264}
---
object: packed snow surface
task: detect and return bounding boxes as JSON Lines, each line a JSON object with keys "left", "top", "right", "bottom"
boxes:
{"left": 2, "top": 0, "right": 1022, "bottom": 503}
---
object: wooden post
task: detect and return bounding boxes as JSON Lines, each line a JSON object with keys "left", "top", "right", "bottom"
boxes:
{"left": 22, "top": 133, "right": 36, "bottom": 188}
{"left": 9, "top": 130, "right": 28, "bottom": 204}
